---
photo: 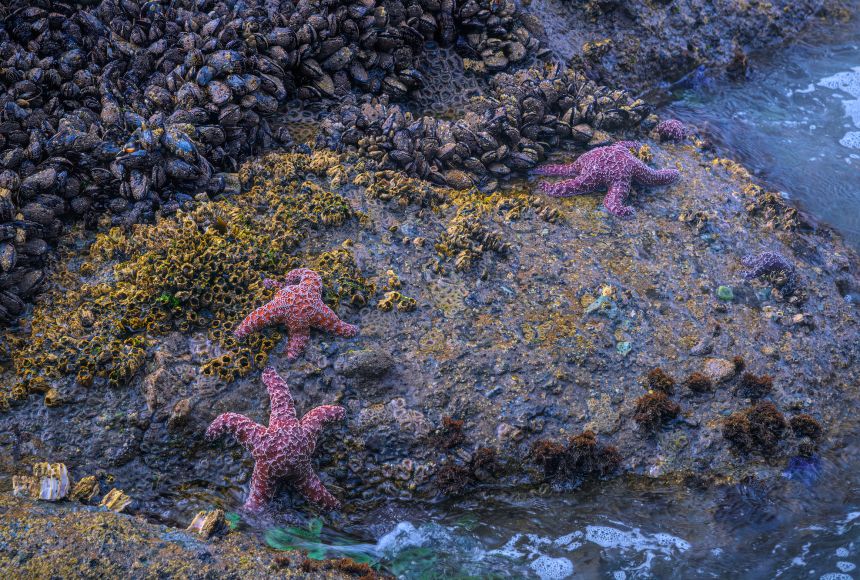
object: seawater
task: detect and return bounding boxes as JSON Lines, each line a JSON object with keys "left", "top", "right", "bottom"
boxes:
{"left": 660, "top": 13, "right": 860, "bottom": 248}
{"left": 264, "top": 452, "right": 860, "bottom": 578}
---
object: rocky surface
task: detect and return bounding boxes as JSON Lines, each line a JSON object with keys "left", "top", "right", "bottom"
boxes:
{"left": 0, "top": 494, "right": 377, "bottom": 578}
{"left": 529, "top": 0, "right": 849, "bottom": 92}
{"left": 0, "top": 139, "right": 857, "bottom": 529}
{"left": 0, "top": 0, "right": 843, "bottom": 325}
{"left": 0, "top": 0, "right": 857, "bottom": 570}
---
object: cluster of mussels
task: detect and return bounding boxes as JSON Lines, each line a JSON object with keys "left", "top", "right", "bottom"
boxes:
{"left": 317, "top": 63, "right": 655, "bottom": 191}
{"left": 0, "top": 0, "right": 541, "bottom": 323}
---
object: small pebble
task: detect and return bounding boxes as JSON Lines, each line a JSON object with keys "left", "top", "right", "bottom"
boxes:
{"left": 702, "top": 358, "right": 736, "bottom": 383}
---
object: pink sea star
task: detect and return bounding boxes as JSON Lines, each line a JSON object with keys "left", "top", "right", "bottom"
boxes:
{"left": 656, "top": 119, "right": 688, "bottom": 142}
{"left": 234, "top": 268, "right": 358, "bottom": 360}
{"left": 206, "top": 367, "right": 345, "bottom": 511}
{"left": 534, "top": 142, "right": 680, "bottom": 217}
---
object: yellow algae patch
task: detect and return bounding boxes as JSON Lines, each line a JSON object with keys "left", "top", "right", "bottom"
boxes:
{"left": 5, "top": 152, "right": 375, "bottom": 403}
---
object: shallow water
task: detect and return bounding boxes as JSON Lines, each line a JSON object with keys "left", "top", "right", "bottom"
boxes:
{"left": 658, "top": 13, "right": 860, "bottom": 247}
{"left": 250, "top": 432, "right": 860, "bottom": 578}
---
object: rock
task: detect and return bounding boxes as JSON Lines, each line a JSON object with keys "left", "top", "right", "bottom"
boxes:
{"left": 167, "top": 398, "right": 192, "bottom": 431}
{"left": 0, "top": 494, "right": 343, "bottom": 576}
{"left": 44, "top": 388, "right": 62, "bottom": 407}
{"left": 689, "top": 337, "right": 713, "bottom": 356}
{"left": 70, "top": 475, "right": 100, "bottom": 503}
{"left": 702, "top": 358, "right": 737, "bottom": 384}
{"left": 187, "top": 509, "right": 225, "bottom": 538}
{"left": 12, "top": 463, "right": 71, "bottom": 501}
{"left": 100, "top": 488, "right": 132, "bottom": 513}
{"left": 335, "top": 349, "right": 395, "bottom": 380}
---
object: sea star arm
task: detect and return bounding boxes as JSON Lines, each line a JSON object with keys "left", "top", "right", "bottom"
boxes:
{"left": 244, "top": 462, "right": 275, "bottom": 512}
{"left": 285, "top": 326, "right": 311, "bottom": 360}
{"left": 631, "top": 159, "right": 680, "bottom": 187}
{"left": 311, "top": 303, "right": 358, "bottom": 337}
{"left": 234, "top": 300, "right": 281, "bottom": 339}
{"left": 538, "top": 176, "right": 590, "bottom": 198}
{"left": 300, "top": 405, "right": 346, "bottom": 450}
{"left": 261, "top": 367, "right": 298, "bottom": 426}
{"left": 284, "top": 268, "right": 323, "bottom": 293}
{"left": 295, "top": 470, "right": 341, "bottom": 510}
{"left": 532, "top": 157, "right": 583, "bottom": 177}
{"left": 206, "top": 412, "right": 265, "bottom": 454}
{"left": 741, "top": 252, "right": 798, "bottom": 293}
{"left": 603, "top": 180, "right": 635, "bottom": 217}
{"left": 263, "top": 278, "right": 284, "bottom": 290}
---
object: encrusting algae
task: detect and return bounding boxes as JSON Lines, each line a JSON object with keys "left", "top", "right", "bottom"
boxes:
{"left": 3, "top": 149, "right": 558, "bottom": 407}
{"left": 4, "top": 152, "right": 375, "bottom": 404}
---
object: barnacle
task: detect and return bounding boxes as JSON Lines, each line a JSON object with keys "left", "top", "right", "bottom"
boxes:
{"left": 6, "top": 152, "right": 375, "bottom": 406}
{"left": 378, "top": 291, "right": 417, "bottom": 312}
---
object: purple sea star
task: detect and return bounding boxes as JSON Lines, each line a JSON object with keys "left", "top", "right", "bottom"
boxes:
{"left": 206, "top": 367, "right": 345, "bottom": 512}
{"left": 234, "top": 268, "right": 358, "bottom": 360}
{"left": 742, "top": 251, "right": 798, "bottom": 294}
{"left": 534, "top": 142, "right": 680, "bottom": 217}
{"left": 656, "top": 119, "right": 688, "bottom": 142}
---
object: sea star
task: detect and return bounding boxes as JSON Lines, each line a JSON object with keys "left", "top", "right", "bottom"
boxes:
{"left": 234, "top": 268, "right": 358, "bottom": 359}
{"left": 205, "top": 367, "right": 345, "bottom": 511}
{"left": 656, "top": 119, "right": 688, "bottom": 142}
{"left": 534, "top": 142, "right": 680, "bottom": 217}
{"left": 742, "top": 251, "right": 798, "bottom": 294}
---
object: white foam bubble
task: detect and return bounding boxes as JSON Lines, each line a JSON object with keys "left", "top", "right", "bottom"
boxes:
{"left": 837, "top": 512, "right": 860, "bottom": 535}
{"left": 819, "top": 67, "right": 860, "bottom": 127}
{"left": 820, "top": 574, "right": 853, "bottom": 580}
{"left": 529, "top": 555, "right": 574, "bottom": 579}
{"left": 378, "top": 519, "right": 691, "bottom": 578}
{"left": 375, "top": 521, "right": 460, "bottom": 555}
{"left": 837, "top": 548, "right": 850, "bottom": 557}
{"left": 585, "top": 525, "right": 691, "bottom": 553}
{"left": 554, "top": 531, "right": 583, "bottom": 549}
{"left": 839, "top": 131, "right": 860, "bottom": 149}
{"left": 837, "top": 561, "right": 856, "bottom": 573}
{"left": 819, "top": 67, "right": 860, "bottom": 99}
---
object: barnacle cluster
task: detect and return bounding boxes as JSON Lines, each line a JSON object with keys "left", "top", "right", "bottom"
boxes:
{"left": 739, "top": 183, "right": 801, "bottom": 231}
{"left": 435, "top": 204, "right": 511, "bottom": 271}
{"left": 5, "top": 152, "right": 375, "bottom": 404}
{"left": 359, "top": 165, "right": 553, "bottom": 272}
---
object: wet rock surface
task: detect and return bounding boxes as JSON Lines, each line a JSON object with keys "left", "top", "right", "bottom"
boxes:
{"left": 0, "top": 494, "right": 366, "bottom": 578}
{"left": 0, "top": 0, "right": 840, "bottom": 325}
{"left": 528, "top": 0, "right": 846, "bottom": 92}
{"left": 0, "top": 0, "right": 856, "bottom": 567}
{"left": 0, "top": 142, "right": 856, "bottom": 529}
